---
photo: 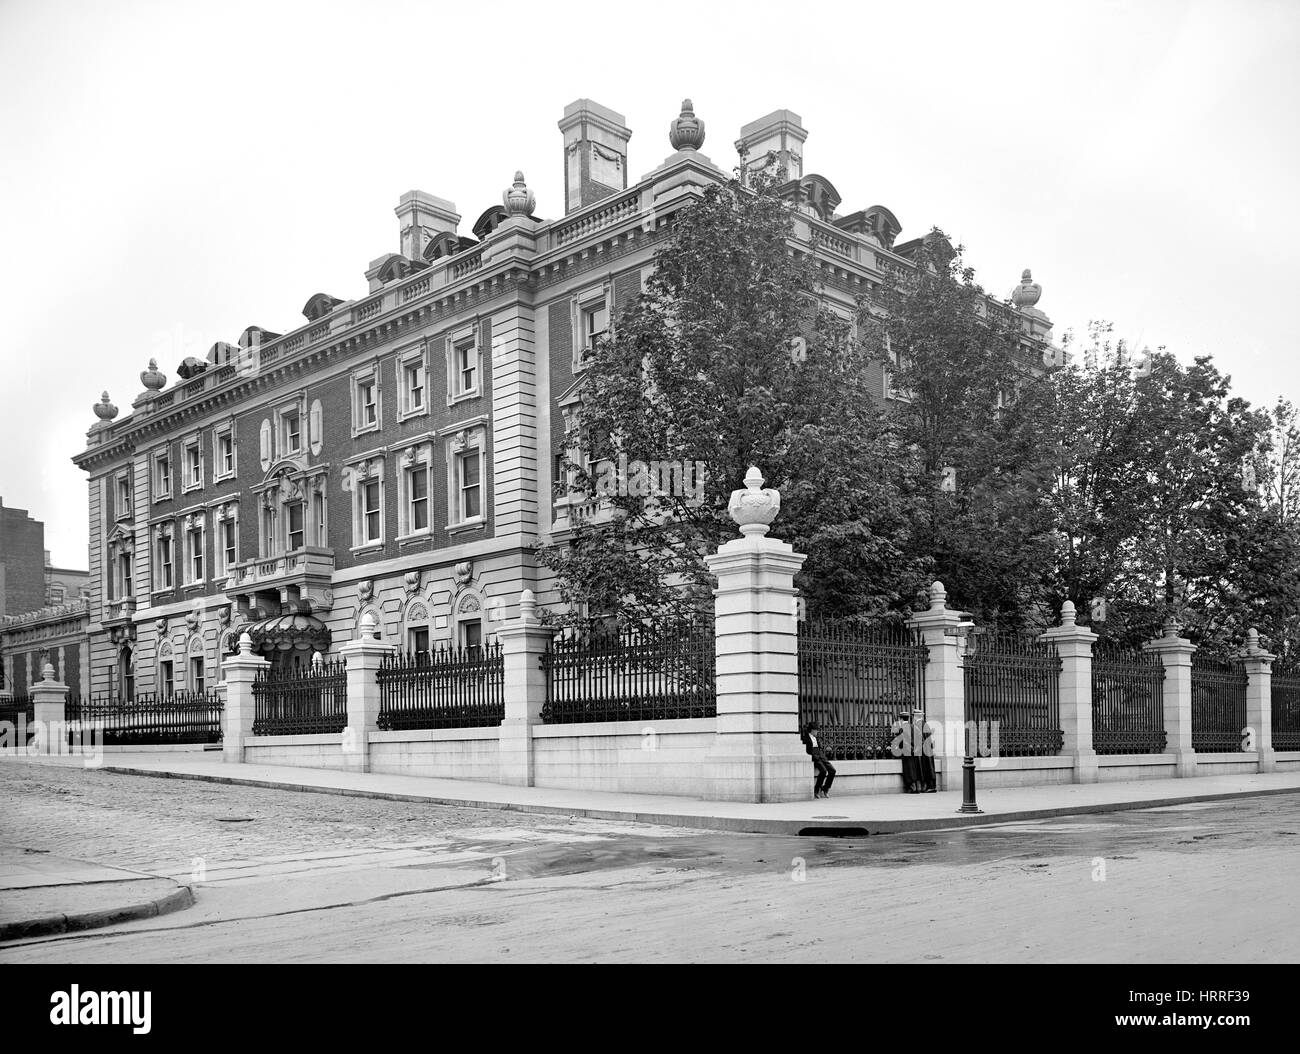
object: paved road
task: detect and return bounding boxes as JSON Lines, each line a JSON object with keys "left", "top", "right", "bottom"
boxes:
{"left": 2, "top": 764, "right": 1298, "bottom": 963}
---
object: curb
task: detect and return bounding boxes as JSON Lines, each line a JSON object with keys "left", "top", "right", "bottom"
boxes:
{"left": 98, "top": 764, "right": 1300, "bottom": 836}
{"left": 0, "top": 885, "right": 194, "bottom": 943}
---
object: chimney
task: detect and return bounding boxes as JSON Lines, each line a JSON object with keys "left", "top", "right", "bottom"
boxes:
{"left": 558, "top": 99, "right": 632, "bottom": 214}
{"left": 735, "top": 109, "right": 807, "bottom": 182}
{"left": 395, "top": 191, "right": 460, "bottom": 261}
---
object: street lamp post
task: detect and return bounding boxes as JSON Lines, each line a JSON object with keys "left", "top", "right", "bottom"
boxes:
{"left": 955, "top": 621, "right": 982, "bottom": 814}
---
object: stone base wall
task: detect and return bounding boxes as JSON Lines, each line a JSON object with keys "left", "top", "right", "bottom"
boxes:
{"left": 532, "top": 718, "right": 717, "bottom": 796}
{"left": 243, "top": 733, "right": 350, "bottom": 769}
{"left": 1194, "top": 751, "right": 1261, "bottom": 777}
{"left": 369, "top": 728, "right": 500, "bottom": 781}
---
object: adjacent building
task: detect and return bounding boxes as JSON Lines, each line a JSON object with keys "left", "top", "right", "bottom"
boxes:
{"left": 72, "top": 98, "right": 1057, "bottom": 699}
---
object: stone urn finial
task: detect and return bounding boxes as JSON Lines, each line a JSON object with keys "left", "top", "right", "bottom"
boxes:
{"left": 669, "top": 98, "right": 706, "bottom": 152}
{"left": 519, "top": 587, "right": 537, "bottom": 623}
{"left": 1060, "top": 600, "right": 1077, "bottom": 627}
{"left": 1162, "top": 615, "right": 1182, "bottom": 640}
{"left": 928, "top": 581, "right": 947, "bottom": 612}
{"left": 1244, "top": 627, "right": 1262, "bottom": 656}
{"left": 140, "top": 358, "right": 166, "bottom": 391}
{"left": 1012, "top": 268, "right": 1042, "bottom": 310}
{"left": 503, "top": 171, "right": 536, "bottom": 217}
{"left": 727, "top": 466, "right": 781, "bottom": 537}
{"left": 238, "top": 631, "right": 253, "bottom": 655}
{"left": 361, "top": 611, "right": 379, "bottom": 641}
{"left": 93, "top": 391, "right": 119, "bottom": 422}
{"left": 41, "top": 662, "right": 56, "bottom": 682}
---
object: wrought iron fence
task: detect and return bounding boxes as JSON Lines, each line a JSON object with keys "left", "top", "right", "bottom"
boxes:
{"left": 376, "top": 644, "right": 504, "bottom": 730}
{"left": 0, "top": 695, "right": 34, "bottom": 743}
{"left": 962, "top": 632, "right": 1063, "bottom": 757}
{"left": 252, "top": 659, "right": 347, "bottom": 735}
{"left": 1190, "top": 652, "right": 1247, "bottom": 752}
{"left": 64, "top": 691, "right": 224, "bottom": 745}
{"left": 797, "top": 620, "right": 928, "bottom": 760}
{"left": 1091, "top": 644, "right": 1167, "bottom": 754}
{"left": 540, "top": 621, "right": 715, "bottom": 724}
{"left": 1270, "top": 657, "right": 1300, "bottom": 752}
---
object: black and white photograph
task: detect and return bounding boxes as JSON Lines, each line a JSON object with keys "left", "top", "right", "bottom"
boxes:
{"left": 0, "top": 0, "right": 1296, "bottom": 1018}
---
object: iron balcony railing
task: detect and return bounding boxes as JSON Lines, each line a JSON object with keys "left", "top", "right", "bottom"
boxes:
{"left": 1190, "top": 652, "right": 1247, "bottom": 753}
{"left": 252, "top": 659, "right": 347, "bottom": 736}
{"left": 796, "top": 620, "right": 928, "bottom": 761}
{"left": 1091, "top": 644, "right": 1167, "bottom": 755}
{"left": 64, "top": 691, "right": 224, "bottom": 745}
{"left": 540, "top": 621, "right": 716, "bottom": 724}
{"left": 1272, "top": 657, "right": 1300, "bottom": 752}
{"left": 963, "top": 632, "right": 1064, "bottom": 757}
{"left": 376, "top": 644, "right": 504, "bottom": 730}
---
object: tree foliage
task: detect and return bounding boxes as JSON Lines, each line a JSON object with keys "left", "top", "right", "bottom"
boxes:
{"left": 536, "top": 174, "right": 927, "bottom": 628}
{"left": 537, "top": 175, "right": 1300, "bottom": 655}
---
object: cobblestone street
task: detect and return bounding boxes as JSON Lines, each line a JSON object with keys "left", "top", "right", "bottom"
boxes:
{"left": 3, "top": 763, "right": 1300, "bottom": 963}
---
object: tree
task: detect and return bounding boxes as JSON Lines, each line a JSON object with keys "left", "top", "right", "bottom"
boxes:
{"left": 536, "top": 173, "right": 927, "bottom": 629}
{"left": 861, "top": 232, "right": 1059, "bottom": 628}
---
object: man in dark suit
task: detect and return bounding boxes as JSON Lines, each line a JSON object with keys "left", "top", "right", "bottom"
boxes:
{"left": 801, "top": 722, "right": 837, "bottom": 799}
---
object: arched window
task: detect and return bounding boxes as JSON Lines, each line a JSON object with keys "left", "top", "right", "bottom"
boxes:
{"left": 402, "top": 599, "right": 431, "bottom": 659}
{"left": 118, "top": 643, "right": 135, "bottom": 702}
{"left": 454, "top": 593, "right": 483, "bottom": 656}
{"left": 157, "top": 640, "right": 175, "bottom": 698}
{"left": 187, "top": 635, "right": 206, "bottom": 694}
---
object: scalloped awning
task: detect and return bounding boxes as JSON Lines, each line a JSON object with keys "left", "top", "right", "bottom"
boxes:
{"left": 246, "top": 612, "right": 331, "bottom": 653}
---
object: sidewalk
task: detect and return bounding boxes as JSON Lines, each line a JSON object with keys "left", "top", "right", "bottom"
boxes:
{"left": 8, "top": 751, "right": 1300, "bottom": 835}
{"left": 0, "top": 848, "right": 193, "bottom": 942}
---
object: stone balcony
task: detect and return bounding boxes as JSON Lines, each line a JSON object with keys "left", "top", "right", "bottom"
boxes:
{"left": 225, "top": 546, "right": 335, "bottom": 614}
{"left": 103, "top": 597, "right": 136, "bottom": 624}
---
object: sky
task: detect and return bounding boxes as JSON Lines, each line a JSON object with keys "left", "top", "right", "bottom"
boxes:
{"left": 2, "top": 0, "right": 1298, "bottom": 569}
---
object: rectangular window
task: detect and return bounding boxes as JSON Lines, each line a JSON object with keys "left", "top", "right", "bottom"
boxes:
{"left": 288, "top": 501, "right": 305, "bottom": 552}
{"left": 363, "top": 480, "right": 381, "bottom": 543}
{"left": 117, "top": 474, "right": 131, "bottom": 517}
{"left": 409, "top": 465, "right": 429, "bottom": 532}
{"left": 460, "top": 619, "right": 482, "bottom": 657}
{"left": 160, "top": 660, "right": 174, "bottom": 698}
{"left": 158, "top": 536, "right": 173, "bottom": 589}
{"left": 218, "top": 432, "right": 234, "bottom": 475}
{"left": 120, "top": 552, "right": 133, "bottom": 598}
{"left": 156, "top": 455, "right": 171, "bottom": 498}
{"left": 455, "top": 339, "right": 476, "bottom": 395}
{"left": 51, "top": 585, "right": 65, "bottom": 604}
{"left": 358, "top": 379, "right": 377, "bottom": 427}
{"left": 283, "top": 410, "right": 301, "bottom": 453}
{"left": 186, "top": 443, "right": 201, "bottom": 486}
{"left": 222, "top": 519, "right": 237, "bottom": 573}
{"left": 188, "top": 527, "right": 203, "bottom": 582}
{"left": 583, "top": 301, "right": 609, "bottom": 350}
{"left": 190, "top": 657, "right": 204, "bottom": 695}
{"left": 313, "top": 492, "right": 326, "bottom": 547}
{"left": 405, "top": 361, "right": 424, "bottom": 410}
{"left": 262, "top": 506, "right": 275, "bottom": 557}
{"left": 458, "top": 451, "right": 481, "bottom": 522}
{"left": 409, "top": 627, "right": 429, "bottom": 659}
